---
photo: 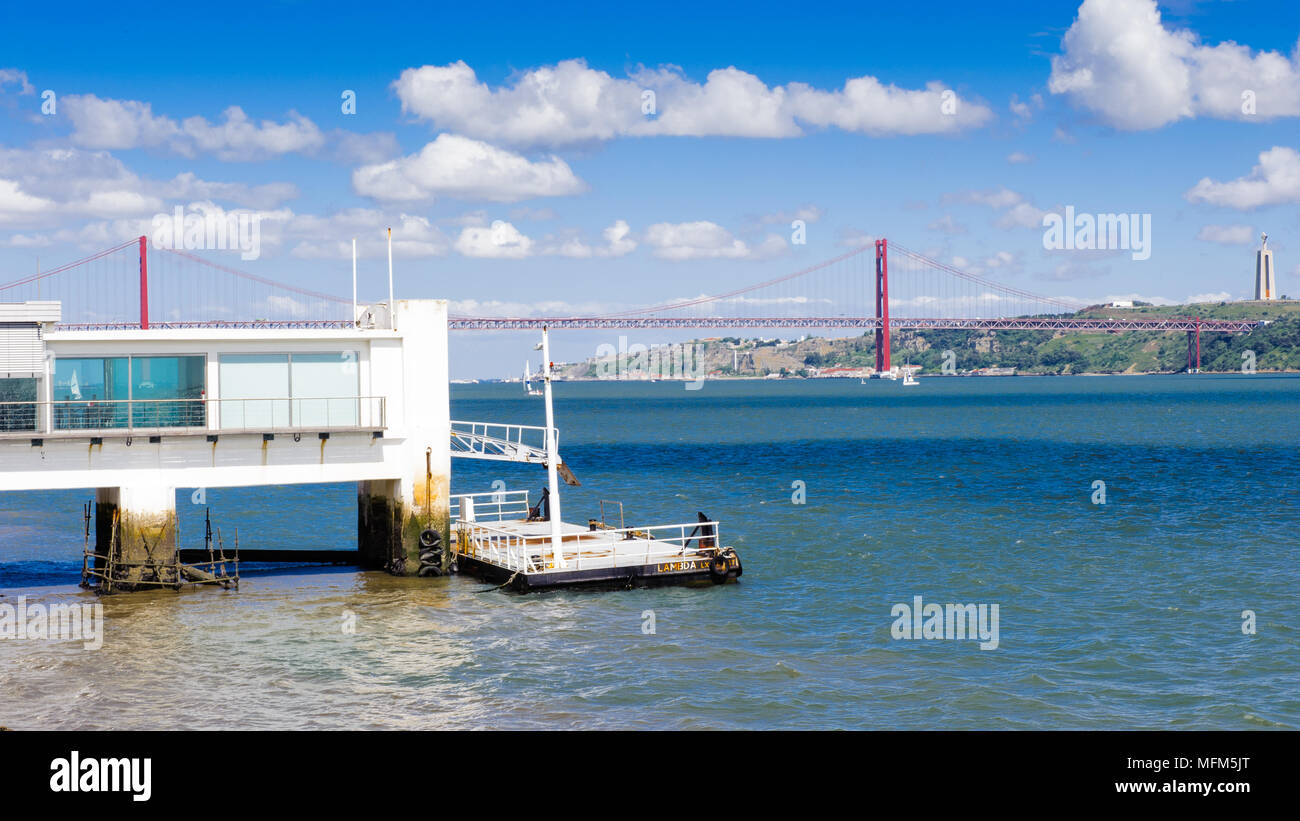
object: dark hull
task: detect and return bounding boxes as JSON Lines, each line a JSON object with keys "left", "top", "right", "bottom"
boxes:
{"left": 456, "top": 551, "right": 742, "bottom": 593}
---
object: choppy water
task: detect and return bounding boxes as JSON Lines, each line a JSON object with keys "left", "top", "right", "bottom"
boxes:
{"left": 2, "top": 375, "right": 1297, "bottom": 729}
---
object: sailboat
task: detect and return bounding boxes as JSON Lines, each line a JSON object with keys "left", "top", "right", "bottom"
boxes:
{"left": 523, "top": 361, "right": 543, "bottom": 396}
{"left": 902, "top": 361, "right": 919, "bottom": 386}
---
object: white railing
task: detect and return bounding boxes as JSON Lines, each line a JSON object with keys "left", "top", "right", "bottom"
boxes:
{"left": 0, "top": 396, "right": 386, "bottom": 436}
{"left": 457, "top": 518, "right": 721, "bottom": 573}
{"left": 450, "top": 490, "right": 532, "bottom": 524}
{"left": 449, "top": 419, "right": 554, "bottom": 463}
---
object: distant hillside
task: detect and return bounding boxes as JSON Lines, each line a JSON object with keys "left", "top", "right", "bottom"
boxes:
{"left": 553, "top": 301, "right": 1300, "bottom": 378}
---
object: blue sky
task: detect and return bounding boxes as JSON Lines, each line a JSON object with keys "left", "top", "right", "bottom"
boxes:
{"left": 1, "top": 0, "right": 1298, "bottom": 376}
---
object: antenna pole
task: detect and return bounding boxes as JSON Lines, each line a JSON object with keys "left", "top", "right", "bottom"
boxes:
{"left": 541, "top": 327, "right": 565, "bottom": 568}
{"left": 386, "top": 227, "right": 394, "bottom": 330}
{"left": 351, "top": 238, "right": 358, "bottom": 328}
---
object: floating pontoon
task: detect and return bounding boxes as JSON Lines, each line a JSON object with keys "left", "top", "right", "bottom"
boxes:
{"left": 449, "top": 329, "right": 742, "bottom": 592}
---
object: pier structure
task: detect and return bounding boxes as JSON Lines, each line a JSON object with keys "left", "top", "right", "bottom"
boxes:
{"left": 0, "top": 299, "right": 451, "bottom": 589}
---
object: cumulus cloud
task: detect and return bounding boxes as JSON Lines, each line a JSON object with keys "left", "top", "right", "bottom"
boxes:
{"left": 0, "top": 146, "right": 299, "bottom": 229}
{"left": 1048, "top": 0, "right": 1300, "bottom": 129}
{"left": 352, "top": 134, "right": 586, "bottom": 203}
{"left": 393, "top": 59, "right": 993, "bottom": 147}
{"left": 0, "top": 68, "right": 35, "bottom": 95}
{"left": 1195, "top": 224, "right": 1255, "bottom": 245}
{"left": 945, "top": 187, "right": 1047, "bottom": 229}
{"left": 454, "top": 220, "right": 535, "bottom": 258}
{"left": 643, "top": 220, "right": 785, "bottom": 261}
{"left": 543, "top": 220, "right": 637, "bottom": 258}
{"left": 927, "top": 214, "right": 967, "bottom": 235}
{"left": 0, "top": 178, "right": 56, "bottom": 223}
{"left": 1185, "top": 147, "right": 1300, "bottom": 210}
{"left": 60, "top": 94, "right": 395, "bottom": 161}
{"left": 1187, "top": 291, "right": 1234, "bottom": 303}
{"left": 287, "top": 210, "right": 451, "bottom": 260}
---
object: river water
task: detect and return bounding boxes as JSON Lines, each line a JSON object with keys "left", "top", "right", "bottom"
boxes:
{"left": 2, "top": 375, "right": 1296, "bottom": 729}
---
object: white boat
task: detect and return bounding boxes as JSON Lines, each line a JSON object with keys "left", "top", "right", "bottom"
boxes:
{"left": 451, "top": 329, "right": 742, "bottom": 592}
{"left": 902, "top": 362, "right": 919, "bottom": 386}
{"left": 523, "top": 361, "right": 543, "bottom": 396}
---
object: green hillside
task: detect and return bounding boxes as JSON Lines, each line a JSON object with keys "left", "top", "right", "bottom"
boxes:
{"left": 555, "top": 301, "right": 1300, "bottom": 378}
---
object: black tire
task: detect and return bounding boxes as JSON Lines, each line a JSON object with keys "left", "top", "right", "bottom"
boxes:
{"left": 418, "top": 563, "right": 443, "bottom": 577}
{"left": 419, "top": 549, "right": 442, "bottom": 565}
{"left": 709, "top": 554, "right": 730, "bottom": 584}
{"left": 419, "top": 529, "right": 441, "bottom": 549}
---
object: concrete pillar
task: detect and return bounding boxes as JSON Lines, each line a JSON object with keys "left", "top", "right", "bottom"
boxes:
{"left": 94, "top": 485, "right": 179, "bottom": 591}
{"left": 357, "top": 299, "right": 451, "bottom": 577}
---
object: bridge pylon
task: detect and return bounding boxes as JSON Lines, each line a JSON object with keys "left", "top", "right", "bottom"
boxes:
{"left": 875, "top": 238, "right": 891, "bottom": 374}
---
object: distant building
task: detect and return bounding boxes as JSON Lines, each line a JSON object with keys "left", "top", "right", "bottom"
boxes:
{"left": 1256, "top": 233, "right": 1276, "bottom": 300}
{"left": 1107, "top": 300, "right": 1134, "bottom": 308}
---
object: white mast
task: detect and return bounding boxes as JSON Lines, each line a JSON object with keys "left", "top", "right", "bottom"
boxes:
{"left": 351, "top": 238, "right": 358, "bottom": 328}
{"left": 386, "top": 227, "right": 395, "bottom": 329}
{"left": 540, "top": 327, "right": 565, "bottom": 568}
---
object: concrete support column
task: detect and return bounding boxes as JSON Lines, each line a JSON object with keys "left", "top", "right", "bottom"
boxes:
{"left": 357, "top": 479, "right": 402, "bottom": 572}
{"left": 358, "top": 299, "right": 450, "bottom": 577}
{"left": 94, "top": 484, "right": 179, "bottom": 590}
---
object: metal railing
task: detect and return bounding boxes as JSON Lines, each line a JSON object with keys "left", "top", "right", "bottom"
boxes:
{"left": 450, "top": 490, "right": 532, "bottom": 524}
{"left": 456, "top": 518, "right": 721, "bottom": 573}
{"left": 0, "top": 396, "right": 386, "bottom": 435}
{"left": 449, "top": 419, "right": 554, "bottom": 463}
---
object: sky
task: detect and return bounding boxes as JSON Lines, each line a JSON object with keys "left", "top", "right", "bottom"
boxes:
{"left": 1, "top": 0, "right": 1298, "bottom": 377}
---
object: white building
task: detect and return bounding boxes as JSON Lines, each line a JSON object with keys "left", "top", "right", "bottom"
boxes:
{"left": 0, "top": 300, "right": 450, "bottom": 588}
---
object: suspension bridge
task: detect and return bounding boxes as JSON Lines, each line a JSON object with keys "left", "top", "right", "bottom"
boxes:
{"left": 0, "top": 236, "right": 1258, "bottom": 371}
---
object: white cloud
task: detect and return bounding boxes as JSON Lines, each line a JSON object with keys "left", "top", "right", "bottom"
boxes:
{"left": 180, "top": 107, "right": 324, "bottom": 160}
{"left": 287, "top": 210, "right": 451, "bottom": 260}
{"left": 643, "top": 220, "right": 785, "bottom": 261}
{"left": 0, "top": 147, "right": 299, "bottom": 230}
{"left": 945, "top": 187, "right": 1047, "bottom": 229}
{"left": 927, "top": 214, "right": 967, "bottom": 234}
{"left": 162, "top": 173, "right": 298, "bottom": 210}
{"left": 1187, "top": 291, "right": 1233, "bottom": 303}
{"left": 454, "top": 220, "right": 535, "bottom": 258}
{"left": 755, "top": 205, "right": 824, "bottom": 226}
{"left": 63, "top": 95, "right": 184, "bottom": 151}
{"left": 1008, "top": 93, "right": 1042, "bottom": 123}
{"left": 0, "top": 68, "right": 34, "bottom": 95}
{"left": 393, "top": 59, "right": 993, "bottom": 147}
{"left": 1007, "top": 151, "right": 1033, "bottom": 164}
{"left": 837, "top": 228, "right": 877, "bottom": 249}
{"left": 352, "top": 134, "right": 586, "bottom": 203}
{"left": 1048, "top": 0, "right": 1300, "bottom": 129}
{"left": 60, "top": 95, "right": 389, "bottom": 161}
{"left": 1195, "top": 224, "right": 1255, "bottom": 245}
{"left": 0, "top": 179, "right": 56, "bottom": 223}
{"left": 544, "top": 219, "right": 637, "bottom": 258}
{"left": 1185, "top": 147, "right": 1300, "bottom": 210}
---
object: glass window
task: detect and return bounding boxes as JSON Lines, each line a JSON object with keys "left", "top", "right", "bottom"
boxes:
{"left": 130, "top": 356, "right": 206, "bottom": 428}
{"left": 0, "top": 377, "right": 37, "bottom": 432}
{"left": 219, "top": 354, "right": 289, "bottom": 429}
{"left": 291, "top": 352, "right": 359, "bottom": 427}
{"left": 53, "top": 357, "right": 129, "bottom": 429}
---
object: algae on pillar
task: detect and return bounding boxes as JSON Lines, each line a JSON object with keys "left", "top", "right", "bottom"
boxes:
{"left": 94, "top": 485, "right": 179, "bottom": 591}
{"left": 357, "top": 298, "right": 451, "bottom": 577}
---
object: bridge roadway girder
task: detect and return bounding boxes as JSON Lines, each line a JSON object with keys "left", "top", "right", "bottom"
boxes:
{"left": 445, "top": 317, "right": 1259, "bottom": 333}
